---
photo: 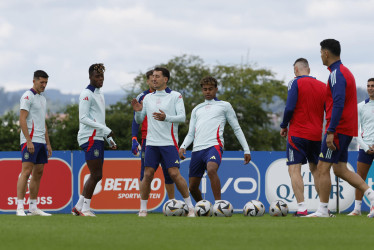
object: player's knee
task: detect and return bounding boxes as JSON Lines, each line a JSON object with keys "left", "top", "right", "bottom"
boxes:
{"left": 143, "top": 171, "right": 154, "bottom": 182}
{"left": 91, "top": 172, "right": 103, "bottom": 182}
{"left": 206, "top": 168, "right": 218, "bottom": 178}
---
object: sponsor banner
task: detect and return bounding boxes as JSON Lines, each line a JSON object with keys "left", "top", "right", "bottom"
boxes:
{"left": 265, "top": 158, "right": 355, "bottom": 212}
{"left": 0, "top": 151, "right": 72, "bottom": 213}
{"left": 73, "top": 151, "right": 166, "bottom": 212}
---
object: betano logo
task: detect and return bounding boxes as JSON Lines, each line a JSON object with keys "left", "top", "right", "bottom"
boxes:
{"left": 78, "top": 159, "right": 166, "bottom": 211}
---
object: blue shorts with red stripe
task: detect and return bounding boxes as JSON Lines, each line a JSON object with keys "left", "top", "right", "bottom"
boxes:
{"left": 80, "top": 140, "right": 104, "bottom": 161}
{"left": 140, "top": 140, "right": 173, "bottom": 184}
{"left": 319, "top": 133, "right": 352, "bottom": 164}
{"left": 286, "top": 136, "right": 320, "bottom": 165}
{"left": 357, "top": 149, "right": 374, "bottom": 165}
{"left": 189, "top": 146, "right": 223, "bottom": 178}
{"left": 144, "top": 145, "right": 180, "bottom": 173}
{"left": 21, "top": 142, "right": 48, "bottom": 164}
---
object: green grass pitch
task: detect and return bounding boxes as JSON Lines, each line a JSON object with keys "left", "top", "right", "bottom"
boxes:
{"left": 0, "top": 213, "right": 372, "bottom": 250}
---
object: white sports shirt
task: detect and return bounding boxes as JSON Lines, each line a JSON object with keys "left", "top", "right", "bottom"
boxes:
{"left": 135, "top": 87, "right": 185, "bottom": 146}
{"left": 357, "top": 98, "right": 374, "bottom": 152}
{"left": 180, "top": 98, "right": 250, "bottom": 154}
{"left": 20, "top": 89, "right": 47, "bottom": 145}
{"left": 77, "top": 85, "right": 112, "bottom": 146}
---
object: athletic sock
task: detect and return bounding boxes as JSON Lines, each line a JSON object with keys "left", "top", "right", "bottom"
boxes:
{"left": 75, "top": 195, "right": 85, "bottom": 211}
{"left": 140, "top": 199, "right": 148, "bottom": 211}
{"left": 82, "top": 198, "right": 91, "bottom": 212}
{"left": 183, "top": 196, "right": 193, "bottom": 209}
{"left": 354, "top": 200, "right": 362, "bottom": 211}
{"left": 317, "top": 202, "right": 328, "bottom": 214}
{"left": 29, "top": 199, "right": 37, "bottom": 211}
{"left": 364, "top": 188, "right": 374, "bottom": 206}
{"left": 297, "top": 202, "right": 307, "bottom": 212}
{"left": 17, "top": 199, "right": 24, "bottom": 210}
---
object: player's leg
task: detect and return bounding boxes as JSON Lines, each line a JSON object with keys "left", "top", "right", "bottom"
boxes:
{"left": 140, "top": 167, "right": 156, "bottom": 200}
{"left": 288, "top": 164, "right": 304, "bottom": 201}
{"left": 16, "top": 162, "right": 33, "bottom": 216}
{"left": 309, "top": 163, "right": 319, "bottom": 194}
{"left": 160, "top": 160, "right": 175, "bottom": 199}
{"left": 207, "top": 162, "right": 221, "bottom": 200}
{"left": 189, "top": 177, "right": 202, "bottom": 202}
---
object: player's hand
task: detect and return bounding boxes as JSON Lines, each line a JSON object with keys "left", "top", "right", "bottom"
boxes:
{"left": 27, "top": 140, "right": 35, "bottom": 154}
{"left": 179, "top": 148, "right": 186, "bottom": 160}
{"left": 244, "top": 154, "right": 251, "bottom": 164}
{"left": 46, "top": 144, "right": 52, "bottom": 158}
{"left": 326, "top": 132, "right": 336, "bottom": 151}
{"left": 367, "top": 145, "right": 374, "bottom": 155}
{"left": 131, "top": 98, "right": 143, "bottom": 112}
{"left": 153, "top": 109, "right": 166, "bottom": 121}
{"left": 132, "top": 138, "right": 141, "bottom": 156}
{"left": 280, "top": 128, "right": 288, "bottom": 138}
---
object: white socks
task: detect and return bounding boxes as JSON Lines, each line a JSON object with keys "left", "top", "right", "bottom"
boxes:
{"left": 140, "top": 199, "right": 148, "bottom": 211}
{"left": 317, "top": 202, "right": 328, "bottom": 214}
{"left": 297, "top": 202, "right": 307, "bottom": 212}
{"left": 82, "top": 198, "right": 91, "bottom": 212}
{"left": 17, "top": 199, "right": 24, "bottom": 210}
{"left": 364, "top": 188, "right": 374, "bottom": 206}
{"left": 29, "top": 199, "right": 37, "bottom": 211}
{"left": 354, "top": 200, "right": 362, "bottom": 211}
{"left": 183, "top": 196, "right": 193, "bottom": 209}
{"left": 75, "top": 195, "right": 85, "bottom": 211}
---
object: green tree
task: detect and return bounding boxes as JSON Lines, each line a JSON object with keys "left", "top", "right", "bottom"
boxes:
{"left": 0, "top": 111, "right": 20, "bottom": 151}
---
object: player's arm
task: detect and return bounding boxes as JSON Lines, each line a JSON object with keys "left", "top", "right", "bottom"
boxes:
{"left": 19, "top": 109, "right": 34, "bottom": 154}
{"left": 225, "top": 104, "right": 251, "bottom": 164}
{"left": 280, "top": 79, "right": 298, "bottom": 138}
{"left": 79, "top": 92, "right": 112, "bottom": 136}
{"left": 356, "top": 103, "right": 371, "bottom": 153}
{"left": 179, "top": 108, "right": 197, "bottom": 160}
{"left": 163, "top": 94, "right": 186, "bottom": 123}
{"left": 132, "top": 97, "right": 146, "bottom": 124}
{"left": 44, "top": 122, "right": 52, "bottom": 158}
{"left": 131, "top": 112, "right": 141, "bottom": 156}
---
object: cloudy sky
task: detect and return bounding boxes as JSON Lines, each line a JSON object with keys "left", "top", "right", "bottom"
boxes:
{"left": 0, "top": 0, "right": 373, "bottom": 94}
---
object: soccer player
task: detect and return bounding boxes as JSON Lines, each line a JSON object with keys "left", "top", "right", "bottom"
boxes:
{"left": 72, "top": 63, "right": 117, "bottom": 217}
{"left": 131, "top": 67, "right": 194, "bottom": 217}
{"left": 348, "top": 78, "right": 374, "bottom": 216}
{"left": 131, "top": 70, "right": 175, "bottom": 200}
{"left": 179, "top": 76, "right": 251, "bottom": 203}
{"left": 16, "top": 70, "right": 52, "bottom": 216}
{"left": 307, "top": 39, "right": 374, "bottom": 217}
{"left": 280, "top": 58, "right": 325, "bottom": 216}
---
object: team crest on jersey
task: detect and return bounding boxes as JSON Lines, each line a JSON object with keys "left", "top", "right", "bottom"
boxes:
{"left": 24, "top": 96, "right": 29, "bottom": 100}
{"left": 83, "top": 96, "right": 89, "bottom": 101}
{"left": 24, "top": 152, "right": 30, "bottom": 160}
{"left": 94, "top": 149, "right": 100, "bottom": 157}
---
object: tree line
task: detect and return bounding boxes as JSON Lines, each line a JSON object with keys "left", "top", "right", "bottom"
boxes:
{"left": 0, "top": 55, "right": 288, "bottom": 152}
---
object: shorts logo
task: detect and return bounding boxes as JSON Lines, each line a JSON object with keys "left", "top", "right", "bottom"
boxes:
{"left": 289, "top": 149, "right": 294, "bottom": 162}
{"left": 319, "top": 152, "right": 324, "bottom": 158}
{"left": 24, "top": 152, "right": 29, "bottom": 160}
{"left": 326, "top": 149, "right": 333, "bottom": 159}
{"left": 210, "top": 156, "right": 216, "bottom": 160}
{"left": 94, "top": 149, "right": 99, "bottom": 157}
{"left": 175, "top": 160, "right": 179, "bottom": 164}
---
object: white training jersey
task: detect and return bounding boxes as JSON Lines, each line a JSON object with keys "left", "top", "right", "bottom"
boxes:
{"left": 77, "top": 85, "right": 112, "bottom": 146}
{"left": 20, "top": 89, "right": 47, "bottom": 145}
{"left": 180, "top": 98, "right": 250, "bottom": 154}
{"left": 357, "top": 98, "right": 374, "bottom": 152}
{"left": 135, "top": 87, "right": 185, "bottom": 146}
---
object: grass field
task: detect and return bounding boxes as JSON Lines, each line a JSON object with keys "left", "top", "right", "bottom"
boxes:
{"left": 0, "top": 213, "right": 372, "bottom": 250}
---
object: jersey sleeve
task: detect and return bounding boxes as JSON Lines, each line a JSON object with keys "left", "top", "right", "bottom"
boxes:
{"left": 280, "top": 79, "right": 298, "bottom": 128}
{"left": 20, "top": 92, "right": 32, "bottom": 112}
{"left": 225, "top": 103, "right": 251, "bottom": 154}
{"left": 356, "top": 102, "right": 369, "bottom": 152}
{"left": 327, "top": 70, "right": 346, "bottom": 132}
{"left": 180, "top": 108, "right": 197, "bottom": 149}
{"left": 164, "top": 93, "right": 186, "bottom": 123}
{"left": 79, "top": 91, "right": 112, "bottom": 136}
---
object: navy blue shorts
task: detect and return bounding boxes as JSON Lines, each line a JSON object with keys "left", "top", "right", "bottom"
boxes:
{"left": 80, "top": 140, "right": 104, "bottom": 161}
{"left": 319, "top": 133, "right": 352, "bottom": 164}
{"left": 189, "top": 146, "right": 223, "bottom": 178}
{"left": 140, "top": 140, "right": 173, "bottom": 184}
{"left": 357, "top": 149, "right": 374, "bottom": 165}
{"left": 144, "top": 145, "right": 180, "bottom": 173}
{"left": 286, "top": 136, "right": 321, "bottom": 165}
{"left": 21, "top": 142, "right": 48, "bottom": 164}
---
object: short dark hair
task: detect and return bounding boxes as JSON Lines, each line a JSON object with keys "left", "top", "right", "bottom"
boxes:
{"left": 200, "top": 76, "right": 218, "bottom": 87}
{"left": 368, "top": 78, "right": 374, "bottom": 82}
{"left": 320, "top": 39, "right": 341, "bottom": 57}
{"left": 89, "top": 63, "right": 105, "bottom": 76}
{"left": 153, "top": 67, "right": 170, "bottom": 82}
{"left": 33, "top": 70, "right": 49, "bottom": 79}
{"left": 293, "top": 58, "right": 309, "bottom": 67}
{"left": 146, "top": 70, "right": 154, "bottom": 79}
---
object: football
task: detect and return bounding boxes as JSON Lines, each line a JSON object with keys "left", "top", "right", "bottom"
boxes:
{"left": 162, "top": 199, "right": 185, "bottom": 216}
{"left": 179, "top": 200, "right": 189, "bottom": 217}
{"left": 194, "top": 200, "right": 213, "bottom": 217}
{"left": 269, "top": 200, "right": 288, "bottom": 217}
{"left": 213, "top": 200, "right": 233, "bottom": 217}
{"left": 243, "top": 200, "right": 265, "bottom": 217}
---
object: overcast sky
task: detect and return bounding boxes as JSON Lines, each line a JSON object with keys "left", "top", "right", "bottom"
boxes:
{"left": 0, "top": 0, "right": 373, "bottom": 94}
